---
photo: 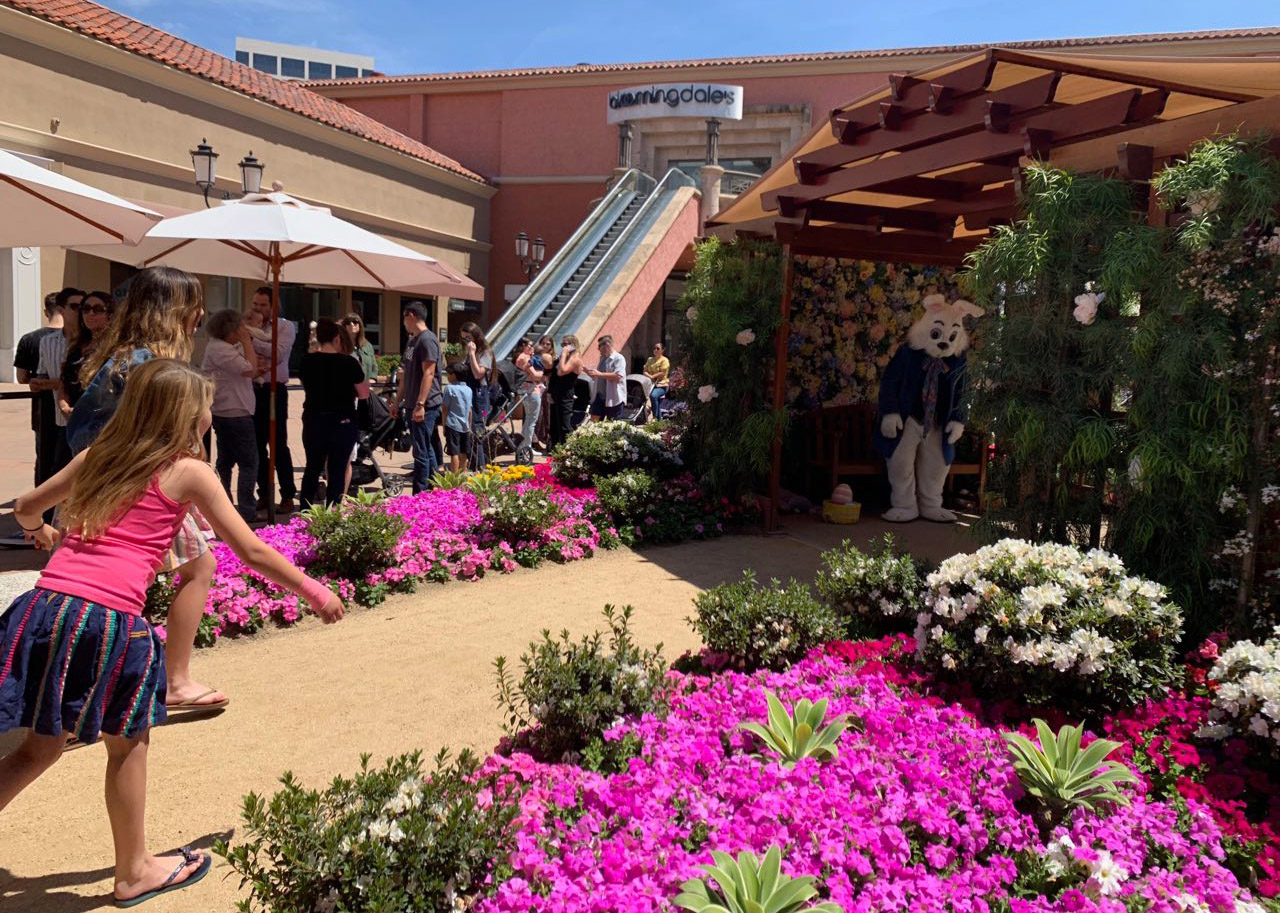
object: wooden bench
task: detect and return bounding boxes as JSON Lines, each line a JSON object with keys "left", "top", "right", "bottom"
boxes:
{"left": 802, "top": 404, "right": 988, "bottom": 511}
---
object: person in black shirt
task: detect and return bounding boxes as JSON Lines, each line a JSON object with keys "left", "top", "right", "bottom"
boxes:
{"left": 299, "top": 318, "right": 369, "bottom": 508}
{"left": 394, "top": 301, "right": 442, "bottom": 493}
{"left": 14, "top": 292, "right": 60, "bottom": 485}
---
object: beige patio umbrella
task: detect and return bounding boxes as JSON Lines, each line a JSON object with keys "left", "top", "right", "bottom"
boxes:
{"left": 109, "top": 190, "right": 483, "bottom": 518}
{"left": 0, "top": 148, "right": 161, "bottom": 245}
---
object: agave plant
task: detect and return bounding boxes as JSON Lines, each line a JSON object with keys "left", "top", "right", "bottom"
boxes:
{"left": 430, "top": 468, "right": 470, "bottom": 490}
{"left": 674, "top": 846, "right": 843, "bottom": 913}
{"left": 739, "top": 692, "right": 850, "bottom": 767}
{"left": 1003, "top": 719, "right": 1138, "bottom": 829}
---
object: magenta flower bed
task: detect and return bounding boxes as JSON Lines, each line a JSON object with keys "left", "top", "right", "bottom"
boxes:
{"left": 199, "top": 476, "right": 612, "bottom": 644}
{"left": 475, "top": 651, "right": 1261, "bottom": 913}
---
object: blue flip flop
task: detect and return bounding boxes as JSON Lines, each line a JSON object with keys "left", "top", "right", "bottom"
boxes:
{"left": 114, "top": 847, "right": 211, "bottom": 908}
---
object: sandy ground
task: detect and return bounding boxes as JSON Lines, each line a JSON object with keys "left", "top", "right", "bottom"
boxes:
{"left": 0, "top": 516, "right": 971, "bottom": 912}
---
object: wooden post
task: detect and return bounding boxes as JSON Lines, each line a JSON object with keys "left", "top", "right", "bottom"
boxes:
{"left": 266, "top": 243, "right": 282, "bottom": 524}
{"left": 767, "top": 244, "right": 795, "bottom": 532}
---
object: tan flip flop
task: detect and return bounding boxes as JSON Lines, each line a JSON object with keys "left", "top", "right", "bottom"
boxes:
{"left": 165, "top": 689, "right": 230, "bottom": 712}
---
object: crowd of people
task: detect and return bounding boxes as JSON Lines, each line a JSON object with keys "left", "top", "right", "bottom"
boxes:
{"left": 0, "top": 263, "right": 677, "bottom": 906}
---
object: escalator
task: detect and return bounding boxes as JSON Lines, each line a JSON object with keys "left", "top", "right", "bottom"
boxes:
{"left": 487, "top": 168, "right": 699, "bottom": 360}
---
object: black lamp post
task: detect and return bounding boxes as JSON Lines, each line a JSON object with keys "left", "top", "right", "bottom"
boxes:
{"left": 516, "top": 230, "right": 546, "bottom": 279}
{"left": 191, "top": 140, "right": 267, "bottom": 206}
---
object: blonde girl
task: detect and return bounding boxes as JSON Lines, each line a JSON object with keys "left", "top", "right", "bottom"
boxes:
{"left": 67, "top": 266, "right": 225, "bottom": 715}
{"left": 547, "top": 333, "right": 583, "bottom": 448}
{"left": 0, "top": 358, "right": 344, "bottom": 907}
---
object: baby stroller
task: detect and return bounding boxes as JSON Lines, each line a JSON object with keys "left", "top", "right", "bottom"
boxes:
{"left": 348, "top": 384, "right": 410, "bottom": 496}
{"left": 472, "top": 374, "right": 533, "bottom": 468}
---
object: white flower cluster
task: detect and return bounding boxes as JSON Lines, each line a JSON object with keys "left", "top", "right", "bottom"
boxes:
{"left": 1197, "top": 626, "right": 1280, "bottom": 752}
{"left": 916, "top": 539, "right": 1181, "bottom": 703}
{"left": 1042, "top": 835, "right": 1128, "bottom": 898}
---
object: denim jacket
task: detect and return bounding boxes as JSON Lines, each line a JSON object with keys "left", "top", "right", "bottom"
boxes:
{"left": 66, "top": 348, "right": 154, "bottom": 454}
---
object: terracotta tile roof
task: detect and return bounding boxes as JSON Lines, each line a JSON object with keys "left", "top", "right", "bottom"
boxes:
{"left": 306, "top": 26, "right": 1280, "bottom": 88}
{"left": 1, "top": 0, "right": 487, "bottom": 184}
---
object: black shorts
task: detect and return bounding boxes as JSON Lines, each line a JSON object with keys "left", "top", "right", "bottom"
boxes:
{"left": 445, "top": 426, "right": 470, "bottom": 456}
{"left": 589, "top": 398, "right": 623, "bottom": 420}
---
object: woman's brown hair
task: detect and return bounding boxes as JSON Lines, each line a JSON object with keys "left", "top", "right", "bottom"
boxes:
{"left": 342, "top": 312, "right": 368, "bottom": 348}
{"left": 63, "top": 358, "right": 213, "bottom": 538}
{"left": 82, "top": 267, "right": 203, "bottom": 386}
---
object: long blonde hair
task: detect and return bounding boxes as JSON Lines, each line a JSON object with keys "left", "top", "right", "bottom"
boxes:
{"left": 82, "top": 267, "right": 203, "bottom": 386}
{"left": 63, "top": 358, "right": 212, "bottom": 539}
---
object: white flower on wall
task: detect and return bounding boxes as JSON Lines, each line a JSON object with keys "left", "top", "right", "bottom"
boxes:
{"left": 735, "top": 328, "right": 756, "bottom": 345}
{"left": 697, "top": 384, "right": 719, "bottom": 403}
{"left": 1073, "top": 290, "right": 1105, "bottom": 326}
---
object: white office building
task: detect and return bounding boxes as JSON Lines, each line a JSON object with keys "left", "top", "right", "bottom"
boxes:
{"left": 233, "top": 38, "right": 376, "bottom": 81}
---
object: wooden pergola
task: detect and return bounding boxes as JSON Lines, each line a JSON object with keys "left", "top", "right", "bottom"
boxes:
{"left": 708, "top": 48, "right": 1280, "bottom": 526}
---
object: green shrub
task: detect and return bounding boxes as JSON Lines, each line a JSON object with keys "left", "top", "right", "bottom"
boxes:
{"left": 689, "top": 572, "right": 840, "bottom": 672}
{"left": 301, "top": 493, "right": 407, "bottom": 601}
{"left": 216, "top": 749, "right": 517, "bottom": 913}
{"left": 815, "top": 534, "right": 923, "bottom": 638}
{"left": 493, "top": 604, "right": 668, "bottom": 769}
{"left": 480, "top": 486, "right": 563, "bottom": 544}
{"left": 374, "top": 352, "right": 401, "bottom": 377}
{"left": 917, "top": 539, "right": 1183, "bottom": 716}
{"left": 551, "top": 420, "right": 680, "bottom": 486}
{"left": 594, "top": 469, "right": 660, "bottom": 527}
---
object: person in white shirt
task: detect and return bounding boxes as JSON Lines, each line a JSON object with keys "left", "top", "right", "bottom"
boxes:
{"left": 586, "top": 335, "right": 627, "bottom": 422}
{"left": 247, "top": 286, "right": 297, "bottom": 513}
{"left": 202, "top": 308, "right": 261, "bottom": 522}
{"left": 36, "top": 288, "right": 83, "bottom": 474}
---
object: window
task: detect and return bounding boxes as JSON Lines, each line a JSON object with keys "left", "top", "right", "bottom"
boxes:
{"left": 252, "top": 53, "right": 278, "bottom": 74}
{"left": 235, "top": 50, "right": 249, "bottom": 65}
{"left": 361, "top": 69, "right": 377, "bottom": 77}
{"left": 280, "top": 57, "right": 305, "bottom": 78}
{"left": 350, "top": 291, "right": 382, "bottom": 352}
{"left": 335, "top": 65, "right": 358, "bottom": 78}
{"left": 308, "top": 61, "right": 332, "bottom": 79}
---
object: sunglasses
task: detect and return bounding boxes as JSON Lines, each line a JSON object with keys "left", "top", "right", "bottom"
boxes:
{"left": 342, "top": 319, "right": 360, "bottom": 326}
{"left": 81, "top": 305, "right": 111, "bottom": 315}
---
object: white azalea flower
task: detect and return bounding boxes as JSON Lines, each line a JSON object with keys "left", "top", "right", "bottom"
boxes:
{"left": 1072, "top": 290, "right": 1104, "bottom": 326}
{"left": 696, "top": 384, "right": 719, "bottom": 403}
{"left": 735, "top": 328, "right": 757, "bottom": 345}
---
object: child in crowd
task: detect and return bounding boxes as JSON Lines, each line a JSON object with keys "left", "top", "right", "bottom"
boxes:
{"left": 0, "top": 358, "right": 344, "bottom": 907}
{"left": 442, "top": 363, "right": 473, "bottom": 473}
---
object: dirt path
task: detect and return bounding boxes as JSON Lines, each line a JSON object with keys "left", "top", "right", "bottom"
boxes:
{"left": 0, "top": 518, "right": 970, "bottom": 912}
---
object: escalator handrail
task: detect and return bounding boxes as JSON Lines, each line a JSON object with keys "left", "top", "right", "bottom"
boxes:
{"left": 543, "top": 168, "right": 696, "bottom": 342}
{"left": 486, "top": 169, "right": 653, "bottom": 357}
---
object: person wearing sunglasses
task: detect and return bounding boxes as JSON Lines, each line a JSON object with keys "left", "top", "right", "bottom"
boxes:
{"left": 342, "top": 313, "right": 377, "bottom": 382}
{"left": 34, "top": 288, "right": 84, "bottom": 478}
{"left": 57, "top": 291, "right": 114, "bottom": 471}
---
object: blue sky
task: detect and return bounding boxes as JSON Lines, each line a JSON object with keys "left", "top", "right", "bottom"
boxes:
{"left": 116, "top": 0, "right": 1277, "bottom": 76}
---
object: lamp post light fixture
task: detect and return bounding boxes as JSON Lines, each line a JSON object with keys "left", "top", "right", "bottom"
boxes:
{"left": 238, "top": 152, "right": 265, "bottom": 195}
{"left": 191, "top": 140, "right": 267, "bottom": 206}
{"left": 190, "top": 138, "right": 218, "bottom": 207}
{"left": 515, "top": 230, "right": 546, "bottom": 279}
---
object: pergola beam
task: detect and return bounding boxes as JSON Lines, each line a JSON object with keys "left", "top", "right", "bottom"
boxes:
{"left": 800, "top": 72, "right": 1062, "bottom": 182}
{"left": 787, "top": 198, "right": 956, "bottom": 234}
{"left": 765, "top": 88, "right": 1165, "bottom": 211}
{"left": 828, "top": 51, "right": 997, "bottom": 144}
{"left": 775, "top": 222, "right": 980, "bottom": 265}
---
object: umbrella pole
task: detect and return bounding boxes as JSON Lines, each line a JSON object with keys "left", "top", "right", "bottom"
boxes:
{"left": 267, "top": 243, "right": 282, "bottom": 524}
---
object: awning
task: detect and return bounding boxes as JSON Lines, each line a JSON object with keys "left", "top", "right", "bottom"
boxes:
{"left": 712, "top": 49, "right": 1280, "bottom": 263}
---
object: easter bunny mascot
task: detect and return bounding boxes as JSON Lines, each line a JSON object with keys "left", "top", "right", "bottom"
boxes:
{"left": 873, "top": 294, "right": 984, "bottom": 523}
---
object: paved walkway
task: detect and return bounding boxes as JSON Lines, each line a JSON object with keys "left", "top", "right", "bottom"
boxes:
{"left": 0, "top": 516, "right": 972, "bottom": 912}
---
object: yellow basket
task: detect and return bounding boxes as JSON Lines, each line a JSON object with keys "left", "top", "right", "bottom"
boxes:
{"left": 822, "top": 500, "right": 861, "bottom": 524}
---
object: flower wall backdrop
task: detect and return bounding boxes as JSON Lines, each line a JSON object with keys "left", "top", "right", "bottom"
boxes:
{"left": 787, "top": 257, "right": 963, "bottom": 411}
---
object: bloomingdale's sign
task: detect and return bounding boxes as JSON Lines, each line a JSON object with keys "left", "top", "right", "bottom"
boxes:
{"left": 606, "top": 83, "right": 744, "bottom": 124}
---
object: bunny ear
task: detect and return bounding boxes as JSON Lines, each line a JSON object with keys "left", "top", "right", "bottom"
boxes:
{"left": 922, "top": 293, "right": 948, "bottom": 312}
{"left": 953, "top": 299, "right": 985, "bottom": 319}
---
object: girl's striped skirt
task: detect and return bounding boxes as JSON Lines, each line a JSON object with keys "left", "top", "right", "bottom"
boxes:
{"left": 0, "top": 588, "right": 166, "bottom": 744}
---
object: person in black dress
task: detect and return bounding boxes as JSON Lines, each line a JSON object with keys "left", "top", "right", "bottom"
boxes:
{"left": 299, "top": 319, "right": 369, "bottom": 508}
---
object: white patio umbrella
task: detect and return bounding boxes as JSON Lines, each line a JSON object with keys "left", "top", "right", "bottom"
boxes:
{"left": 0, "top": 148, "right": 161, "bottom": 245}
{"left": 113, "top": 190, "right": 484, "bottom": 517}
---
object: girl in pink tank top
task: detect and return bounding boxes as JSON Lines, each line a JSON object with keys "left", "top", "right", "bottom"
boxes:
{"left": 0, "top": 359, "right": 345, "bottom": 907}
